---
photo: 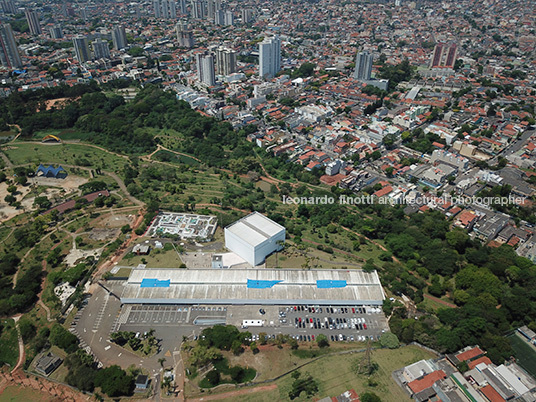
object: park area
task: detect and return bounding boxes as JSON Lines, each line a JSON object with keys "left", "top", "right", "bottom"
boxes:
{"left": 185, "top": 343, "right": 435, "bottom": 401}
{"left": 3, "top": 141, "right": 129, "bottom": 173}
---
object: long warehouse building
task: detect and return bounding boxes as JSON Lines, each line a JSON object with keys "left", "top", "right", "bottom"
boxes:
{"left": 120, "top": 268, "right": 386, "bottom": 306}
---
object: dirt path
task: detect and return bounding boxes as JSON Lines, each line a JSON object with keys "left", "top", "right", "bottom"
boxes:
{"left": 104, "top": 171, "right": 144, "bottom": 206}
{"left": 146, "top": 144, "right": 203, "bottom": 163}
{"left": 423, "top": 293, "right": 457, "bottom": 308}
{"left": 10, "top": 316, "right": 25, "bottom": 374}
{"left": 187, "top": 383, "right": 278, "bottom": 401}
{"left": 93, "top": 211, "right": 145, "bottom": 278}
{"left": 38, "top": 300, "right": 53, "bottom": 322}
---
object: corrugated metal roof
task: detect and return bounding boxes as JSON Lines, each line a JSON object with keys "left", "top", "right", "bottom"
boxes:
{"left": 121, "top": 268, "right": 385, "bottom": 305}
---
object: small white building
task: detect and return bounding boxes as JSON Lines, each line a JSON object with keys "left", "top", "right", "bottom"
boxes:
{"left": 224, "top": 212, "right": 285, "bottom": 266}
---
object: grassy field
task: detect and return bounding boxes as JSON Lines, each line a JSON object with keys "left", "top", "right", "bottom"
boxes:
{"left": 0, "top": 318, "right": 19, "bottom": 368}
{"left": 3, "top": 142, "right": 128, "bottom": 173}
{"left": 212, "top": 345, "right": 435, "bottom": 402}
{"left": 508, "top": 333, "right": 536, "bottom": 378}
{"left": 119, "top": 248, "right": 184, "bottom": 268}
{"left": 111, "top": 267, "right": 132, "bottom": 278}
{"left": 153, "top": 150, "right": 201, "bottom": 166}
{"left": 0, "top": 385, "right": 55, "bottom": 402}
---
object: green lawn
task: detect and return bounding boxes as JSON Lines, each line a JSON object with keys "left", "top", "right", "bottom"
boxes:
{"left": 420, "top": 296, "right": 450, "bottom": 312}
{"left": 3, "top": 142, "right": 128, "bottom": 173}
{"left": 119, "top": 248, "right": 184, "bottom": 268}
{"left": 508, "top": 333, "right": 536, "bottom": 378}
{"left": 0, "top": 319, "right": 19, "bottom": 368}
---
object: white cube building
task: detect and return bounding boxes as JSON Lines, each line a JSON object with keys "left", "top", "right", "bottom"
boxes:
{"left": 224, "top": 212, "right": 285, "bottom": 266}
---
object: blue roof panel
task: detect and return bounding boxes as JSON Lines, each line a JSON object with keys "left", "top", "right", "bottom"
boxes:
{"left": 316, "top": 280, "right": 347, "bottom": 289}
{"left": 141, "top": 278, "right": 170, "bottom": 288}
{"left": 247, "top": 279, "right": 283, "bottom": 289}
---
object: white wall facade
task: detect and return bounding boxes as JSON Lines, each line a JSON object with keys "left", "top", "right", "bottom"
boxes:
{"left": 253, "top": 229, "right": 285, "bottom": 265}
{"left": 225, "top": 228, "right": 255, "bottom": 265}
{"left": 224, "top": 225, "right": 285, "bottom": 266}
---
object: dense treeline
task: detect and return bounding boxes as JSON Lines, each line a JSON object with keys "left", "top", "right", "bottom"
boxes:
{"left": 0, "top": 82, "right": 99, "bottom": 130}
{"left": 3, "top": 84, "right": 249, "bottom": 162}
{"left": 0, "top": 262, "right": 42, "bottom": 316}
{"left": 279, "top": 186, "right": 536, "bottom": 363}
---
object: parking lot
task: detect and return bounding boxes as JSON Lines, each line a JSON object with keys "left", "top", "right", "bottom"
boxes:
{"left": 115, "top": 304, "right": 228, "bottom": 330}
{"left": 113, "top": 303, "right": 388, "bottom": 344}
{"left": 279, "top": 304, "right": 387, "bottom": 342}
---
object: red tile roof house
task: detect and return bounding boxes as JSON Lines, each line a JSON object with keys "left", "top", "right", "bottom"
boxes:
{"left": 480, "top": 384, "right": 506, "bottom": 402}
{"left": 373, "top": 185, "right": 394, "bottom": 198}
{"left": 456, "top": 346, "right": 485, "bottom": 362}
{"left": 453, "top": 209, "right": 479, "bottom": 230}
{"left": 408, "top": 370, "right": 447, "bottom": 395}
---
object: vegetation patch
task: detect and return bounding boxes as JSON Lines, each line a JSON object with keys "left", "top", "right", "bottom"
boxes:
{"left": 0, "top": 319, "right": 19, "bottom": 368}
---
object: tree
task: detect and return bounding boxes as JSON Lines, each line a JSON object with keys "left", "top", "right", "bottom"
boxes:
{"left": 65, "top": 351, "right": 96, "bottom": 392}
{"left": 205, "top": 369, "right": 220, "bottom": 386}
{"left": 4, "top": 194, "right": 16, "bottom": 204}
{"left": 316, "top": 334, "right": 329, "bottom": 348}
{"left": 379, "top": 332, "right": 399, "bottom": 349}
{"left": 288, "top": 372, "right": 318, "bottom": 400}
{"left": 33, "top": 196, "right": 51, "bottom": 210}
{"left": 361, "top": 392, "right": 382, "bottom": 402}
{"left": 19, "top": 319, "right": 36, "bottom": 342}
{"left": 49, "top": 323, "right": 79, "bottom": 353}
{"left": 201, "top": 325, "right": 241, "bottom": 350}
{"left": 383, "top": 133, "right": 397, "bottom": 148}
{"left": 158, "top": 357, "right": 166, "bottom": 367}
{"left": 229, "top": 366, "right": 245, "bottom": 382}
{"left": 250, "top": 341, "right": 259, "bottom": 354}
{"left": 94, "top": 365, "right": 134, "bottom": 397}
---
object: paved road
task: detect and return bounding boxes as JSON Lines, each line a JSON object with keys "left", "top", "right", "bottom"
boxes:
{"left": 489, "top": 129, "right": 534, "bottom": 165}
{"left": 74, "top": 285, "right": 184, "bottom": 386}
{"left": 75, "top": 286, "right": 161, "bottom": 374}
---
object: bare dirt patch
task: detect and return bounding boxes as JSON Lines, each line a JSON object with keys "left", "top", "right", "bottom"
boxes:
{"left": 88, "top": 228, "right": 120, "bottom": 241}
{"left": 29, "top": 175, "right": 88, "bottom": 192}
{"left": 41, "top": 97, "right": 80, "bottom": 112}
{"left": 94, "top": 213, "right": 134, "bottom": 228}
{"left": 0, "top": 183, "right": 32, "bottom": 222}
{"left": 64, "top": 246, "right": 104, "bottom": 267}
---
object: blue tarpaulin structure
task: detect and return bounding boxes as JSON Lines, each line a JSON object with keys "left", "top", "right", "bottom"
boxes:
{"left": 36, "top": 164, "right": 67, "bottom": 178}
{"left": 140, "top": 278, "right": 170, "bottom": 288}
{"left": 247, "top": 279, "right": 283, "bottom": 289}
{"left": 316, "top": 280, "right": 347, "bottom": 288}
